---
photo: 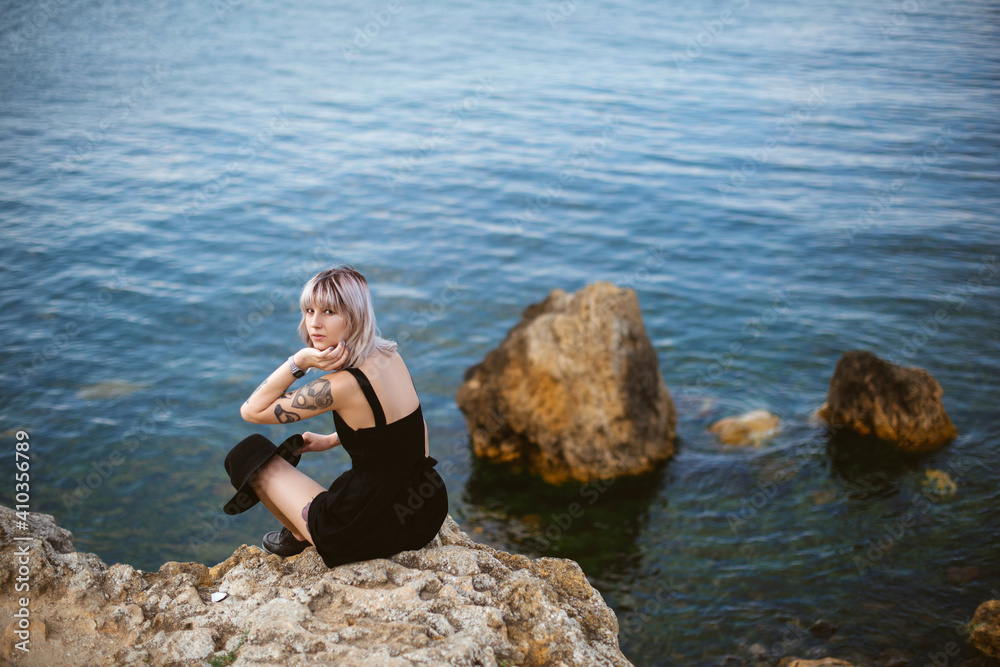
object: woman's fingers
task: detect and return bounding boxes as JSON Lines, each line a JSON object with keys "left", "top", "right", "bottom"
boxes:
{"left": 296, "top": 431, "right": 338, "bottom": 454}
{"left": 312, "top": 341, "right": 348, "bottom": 371}
{"left": 298, "top": 431, "right": 321, "bottom": 454}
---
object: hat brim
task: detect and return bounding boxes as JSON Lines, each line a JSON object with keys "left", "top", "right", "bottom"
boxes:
{"left": 223, "top": 433, "right": 303, "bottom": 515}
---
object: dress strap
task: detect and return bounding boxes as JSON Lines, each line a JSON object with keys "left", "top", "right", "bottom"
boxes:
{"left": 343, "top": 367, "right": 386, "bottom": 428}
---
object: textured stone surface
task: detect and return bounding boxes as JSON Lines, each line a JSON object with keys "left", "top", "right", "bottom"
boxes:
{"left": 0, "top": 505, "right": 630, "bottom": 666}
{"left": 778, "top": 659, "right": 856, "bottom": 667}
{"left": 817, "top": 350, "right": 957, "bottom": 452}
{"left": 456, "top": 282, "right": 676, "bottom": 484}
{"left": 971, "top": 599, "right": 1000, "bottom": 659}
{"left": 708, "top": 409, "right": 781, "bottom": 446}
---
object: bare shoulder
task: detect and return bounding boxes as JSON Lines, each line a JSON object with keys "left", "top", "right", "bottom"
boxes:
{"left": 360, "top": 350, "right": 411, "bottom": 384}
{"left": 360, "top": 351, "right": 419, "bottom": 418}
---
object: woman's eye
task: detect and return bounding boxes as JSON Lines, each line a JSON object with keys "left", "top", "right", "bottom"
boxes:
{"left": 324, "top": 309, "right": 334, "bottom": 315}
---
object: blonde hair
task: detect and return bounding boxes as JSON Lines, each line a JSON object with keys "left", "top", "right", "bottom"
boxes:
{"left": 297, "top": 266, "right": 396, "bottom": 368}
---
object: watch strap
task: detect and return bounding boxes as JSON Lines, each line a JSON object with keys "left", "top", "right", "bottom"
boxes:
{"left": 287, "top": 355, "right": 305, "bottom": 379}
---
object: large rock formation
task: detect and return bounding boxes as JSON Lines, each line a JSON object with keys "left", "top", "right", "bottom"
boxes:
{"left": 456, "top": 282, "right": 676, "bottom": 484}
{"left": 971, "top": 599, "right": 1000, "bottom": 659}
{"left": 0, "top": 506, "right": 631, "bottom": 666}
{"left": 817, "top": 350, "right": 957, "bottom": 452}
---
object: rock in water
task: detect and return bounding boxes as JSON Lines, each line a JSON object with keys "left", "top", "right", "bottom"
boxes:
{"left": 970, "top": 599, "right": 1000, "bottom": 659}
{"left": 456, "top": 282, "right": 676, "bottom": 484}
{"left": 0, "top": 505, "right": 632, "bottom": 666}
{"left": 708, "top": 409, "right": 780, "bottom": 446}
{"left": 816, "top": 350, "right": 957, "bottom": 452}
{"left": 922, "top": 469, "right": 958, "bottom": 497}
{"left": 945, "top": 565, "right": 983, "bottom": 585}
{"left": 807, "top": 619, "right": 837, "bottom": 638}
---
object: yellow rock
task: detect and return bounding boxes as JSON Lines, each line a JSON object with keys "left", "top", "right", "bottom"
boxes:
{"left": 970, "top": 599, "right": 1000, "bottom": 659}
{"left": 923, "top": 469, "right": 957, "bottom": 497}
{"left": 709, "top": 410, "right": 780, "bottom": 446}
{"left": 2, "top": 618, "right": 46, "bottom": 653}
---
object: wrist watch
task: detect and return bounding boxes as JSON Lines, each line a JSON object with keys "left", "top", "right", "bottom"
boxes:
{"left": 286, "top": 355, "right": 305, "bottom": 379}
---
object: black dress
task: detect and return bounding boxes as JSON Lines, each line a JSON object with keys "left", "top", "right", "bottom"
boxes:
{"left": 305, "top": 367, "right": 448, "bottom": 568}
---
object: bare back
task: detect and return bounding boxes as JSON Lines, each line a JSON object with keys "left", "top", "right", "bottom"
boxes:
{"left": 334, "top": 351, "right": 419, "bottom": 430}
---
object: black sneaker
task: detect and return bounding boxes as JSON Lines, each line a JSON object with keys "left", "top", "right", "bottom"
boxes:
{"left": 261, "top": 527, "right": 309, "bottom": 557}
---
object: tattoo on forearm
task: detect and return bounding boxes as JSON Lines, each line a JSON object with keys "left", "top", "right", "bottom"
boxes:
{"left": 291, "top": 379, "right": 333, "bottom": 410}
{"left": 274, "top": 404, "right": 301, "bottom": 423}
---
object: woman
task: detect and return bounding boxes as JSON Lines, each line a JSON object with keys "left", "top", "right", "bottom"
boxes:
{"left": 223, "top": 266, "right": 448, "bottom": 566}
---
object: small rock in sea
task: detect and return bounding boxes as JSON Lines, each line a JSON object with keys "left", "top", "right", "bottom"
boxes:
{"left": 817, "top": 350, "right": 957, "bottom": 452}
{"left": 778, "top": 659, "right": 856, "bottom": 667}
{"left": 946, "top": 565, "right": 984, "bottom": 585}
{"left": 709, "top": 409, "right": 780, "bottom": 446}
{"left": 970, "top": 599, "right": 1000, "bottom": 659}
{"left": 720, "top": 655, "right": 746, "bottom": 666}
{"left": 457, "top": 282, "right": 676, "bottom": 484}
{"left": 811, "top": 489, "right": 838, "bottom": 506}
{"left": 922, "top": 469, "right": 957, "bottom": 497}
{"left": 748, "top": 642, "right": 769, "bottom": 660}
{"left": 808, "top": 619, "right": 837, "bottom": 638}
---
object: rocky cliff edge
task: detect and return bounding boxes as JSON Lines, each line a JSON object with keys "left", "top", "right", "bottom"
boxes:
{"left": 0, "top": 506, "right": 631, "bottom": 666}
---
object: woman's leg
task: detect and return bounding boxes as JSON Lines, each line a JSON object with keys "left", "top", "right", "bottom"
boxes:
{"left": 250, "top": 456, "right": 326, "bottom": 543}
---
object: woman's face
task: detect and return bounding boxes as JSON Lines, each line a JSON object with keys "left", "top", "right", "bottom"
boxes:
{"left": 303, "top": 305, "right": 348, "bottom": 349}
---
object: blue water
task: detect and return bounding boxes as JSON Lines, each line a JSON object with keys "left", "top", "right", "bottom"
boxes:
{"left": 2, "top": 0, "right": 999, "bottom": 664}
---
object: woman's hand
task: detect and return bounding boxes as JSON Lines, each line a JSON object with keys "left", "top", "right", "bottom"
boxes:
{"left": 294, "top": 340, "right": 350, "bottom": 373}
{"left": 298, "top": 431, "right": 341, "bottom": 454}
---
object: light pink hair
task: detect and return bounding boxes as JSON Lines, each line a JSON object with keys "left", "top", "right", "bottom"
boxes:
{"left": 297, "top": 266, "right": 396, "bottom": 368}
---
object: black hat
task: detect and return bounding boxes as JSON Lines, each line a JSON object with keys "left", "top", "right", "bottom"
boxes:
{"left": 223, "top": 433, "right": 303, "bottom": 515}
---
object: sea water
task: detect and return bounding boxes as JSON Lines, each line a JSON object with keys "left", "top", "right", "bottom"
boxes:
{"left": 1, "top": 0, "right": 998, "bottom": 663}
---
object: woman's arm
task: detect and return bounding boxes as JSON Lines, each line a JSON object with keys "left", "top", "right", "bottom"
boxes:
{"left": 240, "top": 343, "right": 349, "bottom": 424}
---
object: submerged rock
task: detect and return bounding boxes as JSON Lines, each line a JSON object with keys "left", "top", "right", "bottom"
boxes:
{"left": 922, "top": 469, "right": 958, "bottom": 497}
{"left": 817, "top": 350, "right": 957, "bottom": 452}
{"left": 946, "top": 565, "right": 984, "bottom": 585}
{"left": 708, "top": 409, "right": 780, "bottom": 446}
{"left": 778, "top": 659, "right": 855, "bottom": 667}
{"left": 808, "top": 619, "right": 837, "bottom": 638}
{"left": 0, "top": 505, "right": 631, "bottom": 666}
{"left": 456, "top": 282, "right": 676, "bottom": 484}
